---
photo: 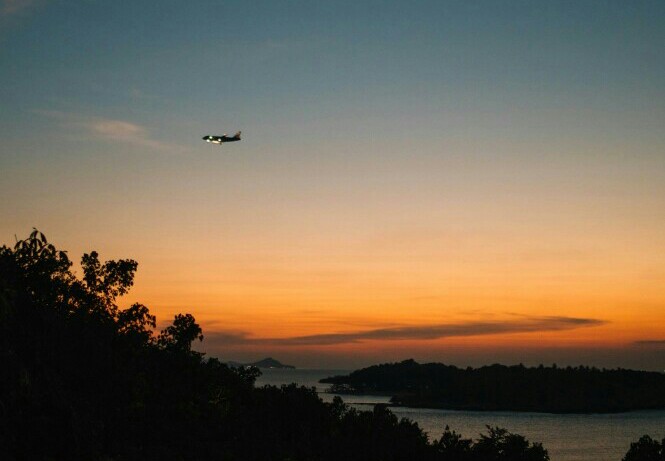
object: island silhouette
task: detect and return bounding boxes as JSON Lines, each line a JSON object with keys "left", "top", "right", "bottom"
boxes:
{"left": 321, "top": 359, "right": 665, "bottom": 414}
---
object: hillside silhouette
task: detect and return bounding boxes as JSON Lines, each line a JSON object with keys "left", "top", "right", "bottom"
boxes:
{"left": 321, "top": 359, "right": 665, "bottom": 413}
{"left": 0, "top": 230, "right": 656, "bottom": 460}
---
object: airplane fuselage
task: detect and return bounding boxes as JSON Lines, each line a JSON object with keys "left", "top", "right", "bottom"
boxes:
{"left": 203, "top": 133, "right": 241, "bottom": 145}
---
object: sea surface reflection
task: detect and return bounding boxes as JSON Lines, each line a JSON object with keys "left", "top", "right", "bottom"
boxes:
{"left": 256, "top": 368, "right": 665, "bottom": 461}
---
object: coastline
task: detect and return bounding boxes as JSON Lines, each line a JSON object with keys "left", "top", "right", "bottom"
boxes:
{"left": 324, "top": 389, "right": 665, "bottom": 415}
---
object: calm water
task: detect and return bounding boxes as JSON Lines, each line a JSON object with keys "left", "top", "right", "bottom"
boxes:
{"left": 256, "top": 368, "right": 665, "bottom": 461}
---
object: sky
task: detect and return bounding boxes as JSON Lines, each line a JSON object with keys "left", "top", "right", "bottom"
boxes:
{"left": 1, "top": 0, "right": 664, "bottom": 369}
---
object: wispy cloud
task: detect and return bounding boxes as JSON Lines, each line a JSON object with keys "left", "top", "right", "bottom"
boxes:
{"left": 1, "top": 0, "right": 37, "bottom": 17}
{"left": 634, "top": 339, "right": 665, "bottom": 346}
{"left": 87, "top": 118, "right": 169, "bottom": 149}
{"left": 204, "top": 316, "right": 607, "bottom": 348}
{"left": 205, "top": 331, "right": 253, "bottom": 345}
{"left": 36, "top": 109, "right": 175, "bottom": 150}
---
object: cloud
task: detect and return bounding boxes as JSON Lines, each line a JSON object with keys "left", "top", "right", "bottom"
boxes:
{"left": 203, "top": 331, "right": 253, "bottom": 346}
{"left": 1, "top": 0, "right": 36, "bottom": 17}
{"left": 36, "top": 109, "right": 175, "bottom": 151}
{"left": 634, "top": 339, "right": 665, "bottom": 346}
{"left": 204, "top": 316, "right": 607, "bottom": 348}
{"left": 91, "top": 119, "right": 144, "bottom": 138}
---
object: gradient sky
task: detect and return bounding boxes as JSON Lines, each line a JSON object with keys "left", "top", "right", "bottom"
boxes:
{"left": 2, "top": 1, "right": 664, "bottom": 369}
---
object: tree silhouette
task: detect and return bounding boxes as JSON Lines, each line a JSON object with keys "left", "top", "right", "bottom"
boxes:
{"left": 623, "top": 436, "right": 665, "bottom": 461}
{"left": 158, "top": 313, "right": 204, "bottom": 353}
{"left": 0, "top": 230, "right": 551, "bottom": 461}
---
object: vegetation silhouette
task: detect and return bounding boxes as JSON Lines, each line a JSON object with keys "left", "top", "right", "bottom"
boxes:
{"left": 321, "top": 359, "right": 665, "bottom": 413}
{"left": 0, "top": 229, "right": 650, "bottom": 460}
{"left": 622, "top": 436, "right": 665, "bottom": 461}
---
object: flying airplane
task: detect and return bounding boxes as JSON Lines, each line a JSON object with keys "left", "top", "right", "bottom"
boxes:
{"left": 202, "top": 131, "right": 241, "bottom": 145}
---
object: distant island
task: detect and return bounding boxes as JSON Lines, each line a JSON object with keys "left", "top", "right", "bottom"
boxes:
{"left": 320, "top": 359, "right": 665, "bottom": 414}
{"left": 227, "top": 357, "right": 295, "bottom": 369}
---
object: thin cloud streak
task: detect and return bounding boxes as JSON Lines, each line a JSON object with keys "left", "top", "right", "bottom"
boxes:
{"left": 204, "top": 316, "right": 607, "bottom": 348}
{"left": 36, "top": 109, "right": 177, "bottom": 151}
{"left": 1, "top": 0, "right": 36, "bottom": 16}
{"left": 634, "top": 339, "right": 665, "bottom": 346}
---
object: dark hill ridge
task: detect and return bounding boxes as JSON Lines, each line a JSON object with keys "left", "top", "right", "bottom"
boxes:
{"left": 227, "top": 357, "right": 295, "bottom": 369}
{"left": 320, "top": 359, "right": 665, "bottom": 414}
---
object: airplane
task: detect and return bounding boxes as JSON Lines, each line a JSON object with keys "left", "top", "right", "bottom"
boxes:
{"left": 202, "top": 131, "right": 241, "bottom": 145}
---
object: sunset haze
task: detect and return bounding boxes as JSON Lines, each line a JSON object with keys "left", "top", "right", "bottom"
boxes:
{"left": 1, "top": 1, "right": 664, "bottom": 369}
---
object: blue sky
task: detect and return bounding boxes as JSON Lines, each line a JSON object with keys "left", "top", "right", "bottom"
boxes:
{"left": 3, "top": 1, "right": 664, "bottom": 145}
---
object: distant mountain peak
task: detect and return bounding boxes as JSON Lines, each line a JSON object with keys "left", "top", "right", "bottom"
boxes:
{"left": 249, "top": 358, "right": 295, "bottom": 369}
{"left": 227, "top": 357, "right": 295, "bottom": 369}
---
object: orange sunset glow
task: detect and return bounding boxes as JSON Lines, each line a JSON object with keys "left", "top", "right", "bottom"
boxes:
{"left": 2, "top": 1, "right": 664, "bottom": 371}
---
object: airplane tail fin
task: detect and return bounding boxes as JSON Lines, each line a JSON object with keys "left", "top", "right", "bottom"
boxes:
{"left": 234, "top": 131, "right": 241, "bottom": 139}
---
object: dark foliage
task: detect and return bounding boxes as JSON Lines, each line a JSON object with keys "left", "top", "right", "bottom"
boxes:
{"left": 623, "top": 436, "right": 665, "bottom": 461}
{"left": 434, "top": 426, "right": 549, "bottom": 461}
{"left": 321, "top": 359, "right": 665, "bottom": 413}
{"left": 0, "top": 230, "right": 550, "bottom": 460}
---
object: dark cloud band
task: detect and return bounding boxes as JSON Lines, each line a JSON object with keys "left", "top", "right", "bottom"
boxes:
{"left": 205, "top": 316, "right": 607, "bottom": 347}
{"left": 634, "top": 339, "right": 665, "bottom": 345}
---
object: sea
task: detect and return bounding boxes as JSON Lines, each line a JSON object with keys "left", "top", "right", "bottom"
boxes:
{"left": 256, "top": 368, "right": 665, "bottom": 461}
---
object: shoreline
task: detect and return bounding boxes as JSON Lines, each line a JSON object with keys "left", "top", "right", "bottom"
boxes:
{"left": 325, "top": 390, "right": 665, "bottom": 415}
